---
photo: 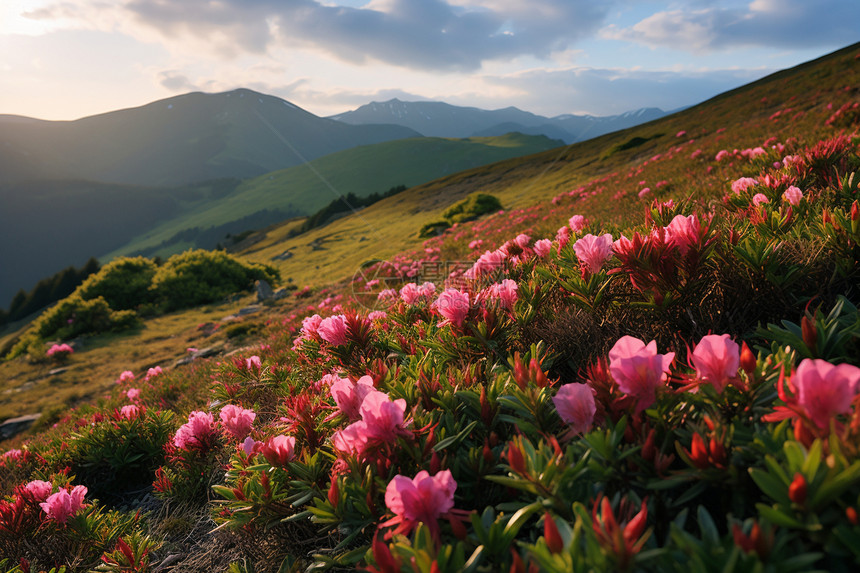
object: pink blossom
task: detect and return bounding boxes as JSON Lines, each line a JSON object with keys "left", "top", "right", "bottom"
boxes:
{"left": 435, "top": 289, "right": 470, "bottom": 328}
{"left": 360, "top": 390, "right": 409, "bottom": 442}
{"left": 573, "top": 233, "right": 614, "bottom": 274}
{"left": 46, "top": 343, "right": 74, "bottom": 358}
{"left": 173, "top": 411, "right": 217, "bottom": 450}
{"left": 484, "top": 279, "right": 518, "bottom": 311}
{"left": 568, "top": 215, "right": 587, "bottom": 233}
{"left": 715, "top": 150, "right": 731, "bottom": 162}
{"left": 301, "top": 314, "right": 323, "bottom": 337}
{"left": 752, "top": 193, "right": 770, "bottom": 206}
{"left": 242, "top": 436, "right": 258, "bottom": 456}
{"left": 318, "top": 314, "right": 349, "bottom": 346}
{"left": 466, "top": 250, "right": 505, "bottom": 279}
{"left": 120, "top": 405, "right": 141, "bottom": 420}
{"left": 126, "top": 388, "right": 141, "bottom": 401}
{"left": 468, "top": 239, "right": 484, "bottom": 250}
{"left": 638, "top": 187, "right": 652, "bottom": 199}
{"left": 368, "top": 310, "right": 388, "bottom": 321}
{"left": 552, "top": 383, "right": 596, "bottom": 434}
{"left": 534, "top": 238, "right": 552, "bottom": 258}
{"left": 794, "top": 359, "right": 860, "bottom": 430}
{"left": 261, "top": 435, "right": 297, "bottom": 466}
{"left": 377, "top": 289, "right": 398, "bottom": 302}
{"left": 331, "top": 375, "right": 376, "bottom": 420}
{"left": 40, "top": 486, "right": 87, "bottom": 525}
{"left": 384, "top": 470, "right": 456, "bottom": 529}
{"left": 332, "top": 421, "right": 370, "bottom": 456}
{"left": 513, "top": 233, "right": 531, "bottom": 250}
{"left": 608, "top": 336, "right": 675, "bottom": 413}
{"left": 144, "top": 366, "right": 163, "bottom": 381}
{"left": 220, "top": 404, "right": 256, "bottom": 439}
{"left": 675, "top": 130, "right": 686, "bottom": 138}
{"left": 664, "top": 214, "right": 700, "bottom": 256}
{"left": 783, "top": 186, "right": 803, "bottom": 205}
{"left": 22, "top": 480, "right": 53, "bottom": 502}
{"left": 117, "top": 370, "right": 135, "bottom": 384}
{"left": 731, "top": 177, "right": 758, "bottom": 194}
{"left": 245, "top": 355, "right": 262, "bottom": 371}
{"left": 691, "top": 334, "right": 740, "bottom": 393}
{"left": 400, "top": 283, "right": 423, "bottom": 305}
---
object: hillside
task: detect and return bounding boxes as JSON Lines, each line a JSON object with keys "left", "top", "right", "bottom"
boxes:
{"left": 0, "top": 42, "right": 859, "bottom": 572}
{"left": 0, "top": 89, "right": 419, "bottom": 187}
{"left": 100, "top": 133, "right": 564, "bottom": 260}
{"left": 330, "top": 98, "right": 668, "bottom": 143}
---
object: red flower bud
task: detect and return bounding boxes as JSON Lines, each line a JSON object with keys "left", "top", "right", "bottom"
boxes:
{"left": 688, "top": 433, "right": 710, "bottom": 469}
{"left": 327, "top": 478, "right": 339, "bottom": 507}
{"left": 509, "top": 549, "right": 526, "bottom": 573}
{"left": 788, "top": 472, "right": 807, "bottom": 505}
{"left": 846, "top": 506, "right": 858, "bottom": 525}
{"left": 740, "top": 341, "right": 757, "bottom": 376}
{"left": 641, "top": 428, "right": 656, "bottom": 462}
{"left": 544, "top": 512, "right": 564, "bottom": 554}
{"left": 852, "top": 200, "right": 859, "bottom": 222}
{"left": 448, "top": 515, "right": 468, "bottom": 540}
{"left": 482, "top": 440, "right": 494, "bottom": 464}
{"left": 506, "top": 442, "right": 526, "bottom": 474}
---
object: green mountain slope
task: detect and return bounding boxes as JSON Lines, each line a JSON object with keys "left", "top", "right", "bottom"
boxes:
{"left": 103, "top": 132, "right": 564, "bottom": 259}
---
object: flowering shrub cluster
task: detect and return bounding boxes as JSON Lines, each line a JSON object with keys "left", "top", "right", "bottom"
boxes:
{"left": 1, "top": 52, "right": 859, "bottom": 570}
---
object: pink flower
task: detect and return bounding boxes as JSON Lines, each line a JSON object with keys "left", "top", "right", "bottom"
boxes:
{"left": 400, "top": 283, "right": 422, "bottom": 305}
{"left": 609, "top": 336, "right": 675, "bottom": 413}
{"left": 731, "top": 177, "right": 758, "bottom": 194}
{"left": 435, "top": 289, "right": 470, "bottom": 328}
{"left": 40, "top": 486, "right": 87, "bottom": 524}
{"left": 664, "top": 214, "right": 700, "bottom": 256}
{"left": 220, "top": 404, "right": 256, "bottom": 439}
{"left": 638, "top": 187, "right": 651, "bottom": 198}
{"left": 691, "top": 334, "right": 740, "bottom": 393}
{"left": 377, "top": 289, "right": 398, "bottom": 302}
{"left": 794, "top": 359, "right": 860, "bottom": 430}
{"left": 22, "top": 480, "right": 53, "bottom": 502}
{"left": 360, "top": 390, "right": 408, "bottom": 442}
{"left": 332, "top": 421, "right": 370, "bottom": 456}
{"left": 331, "top": 375, "right": 376, "bottom": 420}
{"left": 245, "top": 355, "right": 262, "bottom": 371}
{"left": 173, "top": 411, "right": 217, "bottom": 450}
{"left": 368, "top": 310, "right": 388, "bottom": 321}
{"left": 783, "top": 186, "right": 803, "bottom": 205}
{"left": 126, "top": 388, "right": 141, "bottom": 401}
{"left": 117, "top": 370, "right": 135, "bottom": 384}
{"left": 752, "top": 193, "right": 770, "bottom": 206}
{"left": 573, "top": 233, "right": 614, "bottom": 274}
{"left": 384, "top": 470, "right": 456, "bottom": 530}
{"left": 534, "top": 238, "right": 552, "bottom": 258}
{"left": 318, "top": 314, "right": 349, "bottom": 346}
{"left": 261, "top": 435, "right": 297, "bottom": 466}
{"left": 715, "top": 150, "right": 730, "bottom": 162}
{"left": 552, "top": 383, "right": 596, "bottom": 434}
{"left": 120, "top": 405, "right": 141, "bottom": 420}
{"left": 242, "top": 436, "right": 258, "bottom": 456}
{"left": 144, "top": 366, "right": 163, "bottom": 381}
{"left": 484, "top": 279, "right": 518, "bottom": 311}
{"left": 466, "top": 250, "right": 505, "bottom": 279}
{"left": 569, "top": 215, "right": 587, "bottom": 233}
{"left": 301, "top": 314, "right": 323, "bottom": 337}
{"left": 46, "top": 343, "right": 74, "bottom": 358}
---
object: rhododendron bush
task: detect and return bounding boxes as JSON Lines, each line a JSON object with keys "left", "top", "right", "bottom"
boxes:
{"left": 2, "top": 124, "right": 860, "bottom": 569}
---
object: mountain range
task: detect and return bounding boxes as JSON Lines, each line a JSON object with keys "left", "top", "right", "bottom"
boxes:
{"left": 329, "top": 99, "right": 669, "bottom": 143}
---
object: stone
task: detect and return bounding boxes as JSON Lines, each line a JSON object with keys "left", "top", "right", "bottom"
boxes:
{"left": 255, "top": 279, "right": 274, "bottom": 302}
{"left": 0, "top": 413, "right": 41, "bottom": 440}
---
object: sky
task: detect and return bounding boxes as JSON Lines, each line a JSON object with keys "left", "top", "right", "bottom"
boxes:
{"left": 0, "top": 0, "right": 858, "bottom": 121}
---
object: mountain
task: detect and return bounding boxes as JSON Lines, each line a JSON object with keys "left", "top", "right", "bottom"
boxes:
{"left": 328, "top": 99, "right": 669, "bottom": 143}
{"left": 0, "top": 89, "right": 420, "bottom": 187}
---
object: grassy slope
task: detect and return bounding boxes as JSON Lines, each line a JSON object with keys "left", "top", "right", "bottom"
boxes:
{"left": 1, "top": 42, "right": 857, "bottom": 433}
{"left": 102, "top": 133, "right": 563, "bottom": 260}
{"left": 241, "top": 42, "right": 860, "bottom": 287}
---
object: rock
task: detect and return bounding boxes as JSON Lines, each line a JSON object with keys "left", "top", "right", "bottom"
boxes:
{"left": 273, "top": 287, "right": 290, "bottom": 300}
{"left": 48, "top": 367, "right": 70, "bottom": 376}
{"left": 0, "top": 413, "right": 41, "bottom": 440}
{"left": 255, "top": 279, "right": 274, "bottom": 302}
{"left": 237, "top": 305, "right": 261, "bottom": 316}
{"left": 173, "top": 344, "right": 224, "bottom": 367}
{"left": 271, "top": 250, "right": 293, "bottom": 261}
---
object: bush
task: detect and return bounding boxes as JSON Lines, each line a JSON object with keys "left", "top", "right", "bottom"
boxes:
{"left": 151, "top": 250, "right": 280, "bottom": 311}
{"left": 442, "top": 193, "right": 503, "bottom": 224}
{"left": 77, "top": 257, "right": 157, "bottom": 311}
{"left": 31, "top": 295, "right": 139, "bottom": 342}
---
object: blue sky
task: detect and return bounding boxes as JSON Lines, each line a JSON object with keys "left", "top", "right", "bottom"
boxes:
{"left": 0, "top": 0, "right": 857, "bottom": 120}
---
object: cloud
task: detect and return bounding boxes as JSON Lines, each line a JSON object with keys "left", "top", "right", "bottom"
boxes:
{"left": 607, "top": 0, "right": 860, "bottom": 53}
{"left": 119, "top": 0, "right": 610, "bottom": 71}
{"left": 479, "top": 66, "right": 770, "bottom": 116}
{"left": 157, "top": 70, "right": 197, "bottom": 91}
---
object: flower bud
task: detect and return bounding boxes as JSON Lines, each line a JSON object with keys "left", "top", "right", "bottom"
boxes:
{"left": 740, "top": 342, "right": 757, "bottom": 377}
{"left": 788, "top": 472, "right": 807, "bottom": 505}
{"left": 801, "top": 315, "right": 817, "bottom": 354}
{"left": 544, "top": 512, "right": 564, "bottom": 554}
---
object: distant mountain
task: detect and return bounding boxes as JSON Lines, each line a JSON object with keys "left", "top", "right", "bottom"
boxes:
{"left": 329, "top": 99, "right": 669, "bottom": 143}
{"left": 0, "top": 89, "right": 420, "bottom": 187}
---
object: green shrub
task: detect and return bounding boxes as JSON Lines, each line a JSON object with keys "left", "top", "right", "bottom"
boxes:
{"left": 442, "top": 193, "right": 503, "bottom": 224}
{"left": 151, "top": 250, "right": 280, "bottom": 311}
{"left": 418, "top": 220, "right": 452, "bottom": 238}
{"left": 31, "top": 295, "right": 139, "bottom": 342}
{"left": 77, "top": 256, "right": 157, "bottom": 311}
